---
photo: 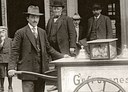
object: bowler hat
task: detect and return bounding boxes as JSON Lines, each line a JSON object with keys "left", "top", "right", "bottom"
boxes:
{"left": 24, "top": 5, "right": 43, "bottom": 16}
{"left": 72, "top": 13, "right": 81, "bottom": 20}
{"left": 92, "top": 4, "right": 102, "bottom": 10}
{"left": 0, "top": 26, "right": 7, "bottom": 30}
{"left": 51, "top": 1, "right": 64, "bottom": 8}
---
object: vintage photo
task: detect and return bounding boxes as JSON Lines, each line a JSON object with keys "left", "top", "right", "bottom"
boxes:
{"left": 1, "top": 0, "right": 128, "bottom": 92}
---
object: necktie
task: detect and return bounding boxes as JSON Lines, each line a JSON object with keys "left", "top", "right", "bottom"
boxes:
{"left": 32, "top": 27, "right": 38, "bottom": 38}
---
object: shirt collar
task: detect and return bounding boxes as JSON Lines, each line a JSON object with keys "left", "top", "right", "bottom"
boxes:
{"left": 94, "top": 14, "right": 101, "bottom": 19}
{"left": 28, "top": 23, "right": 37, "bottom": 29}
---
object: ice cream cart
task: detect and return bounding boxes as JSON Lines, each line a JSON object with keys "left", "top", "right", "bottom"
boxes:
{"left": 51, "top": 57, "right": 128, "bottom": 92}
{"left": 15, "top": 39, "right": 128, "bottom": 92}
{"left": 50, "top": 39, "right": 127, "bottom": 92}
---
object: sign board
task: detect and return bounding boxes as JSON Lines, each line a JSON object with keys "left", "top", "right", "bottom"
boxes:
{"left": 61, "top": 65, "right": 128, "bottom": 92}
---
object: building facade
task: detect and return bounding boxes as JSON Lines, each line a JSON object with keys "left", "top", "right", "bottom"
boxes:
{"left": 0, "top": 0, "right": 128, "bottom": 54}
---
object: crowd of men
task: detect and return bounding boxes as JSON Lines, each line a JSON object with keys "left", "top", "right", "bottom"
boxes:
{"left": 0, "top": 1, "right": 112, "bottom": 92}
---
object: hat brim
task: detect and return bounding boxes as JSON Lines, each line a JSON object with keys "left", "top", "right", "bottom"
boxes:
{"left": 73, "top": 18, "right": 81, "bottom": 20}
{"left": 92, "top": 7, "right": 102, "bottom": 10}
{"left": 23, "top": 12, "right": 43, "bottom": 16}
{"left": 50, "top": 5, "right": 64, "bottom": 8}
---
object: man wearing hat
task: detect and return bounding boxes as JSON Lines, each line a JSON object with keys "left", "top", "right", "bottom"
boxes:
{"left": 87, "top": 3, "right": 113, "bottom": 41}
{"left": 0, "top": 26, "right": 13, "bottom": 92}
{"left": 72, "top": 13, "right": 86, "bottom": 55}
{"left": 72, "top": 13, "right": 85, "bottom": 43}
{"left": 8, "top": 5, "right": 69, "bottom": 92}
{"left": 46, "top": 0, "right": 77, "bottom": 57}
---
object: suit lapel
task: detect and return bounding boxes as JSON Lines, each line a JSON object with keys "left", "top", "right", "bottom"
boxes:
{"left": 56, "top": 16, "right": 63, "bottom": 32}
{"left": 3, "top": 38, "right": 8, "bottom": 48}
{"left": 87, "top": 18, "right": 93, "bottom": 37}
{"left": 38, "top": 28, "right": 44, "bottom": 51}
{"left": 3, "top": 38, "right": 10, "bottom": 50}
{"left": 26, "top": 26, "right": 38, "bottom": 51}
{"left": 48, "top": 18, "right": 54, "bottom": 36}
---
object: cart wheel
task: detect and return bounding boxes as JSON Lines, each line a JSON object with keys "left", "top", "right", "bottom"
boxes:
{"left": 74, "top": 77, "right": 126, "bottom": 92}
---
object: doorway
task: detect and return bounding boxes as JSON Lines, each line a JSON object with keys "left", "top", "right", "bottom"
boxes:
{"left": 78, "top": 0, "right": 121, "bottom": 54}
{"left": 7, "top": 0, "right": 45, "bottom": 38}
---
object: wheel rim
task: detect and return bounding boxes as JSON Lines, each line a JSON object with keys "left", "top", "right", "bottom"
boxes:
{"left": 74, "top": 77, "right": 126, "bottom": 92}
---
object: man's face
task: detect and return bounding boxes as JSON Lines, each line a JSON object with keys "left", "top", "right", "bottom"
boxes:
{"left": 53, "top": 7, "right": 63, "bottom": 17}
{"left": 92, "top": 9, "right": 102, "bottom": 17}
{"left": 27, "top": 15, "right": 40, "bottom": 27}
{"left": 0, "top": 29, "right": 6, "bottom": 39}
{"left": 73, "top": 20, "right": 80, "bottom": 27}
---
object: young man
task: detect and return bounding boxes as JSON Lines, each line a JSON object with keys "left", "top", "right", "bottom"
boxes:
{"left": 87, "top": 4, "right": 113, "bottom": 41}
{"left": 46, "top": 1, "right": 77, "bottom": 56}
{"left": 72, "top": 13, "right": 85, "bottom": 55}
{"left": 8, "top": 5, "right": 68, "bottom": 92}
{"left": 0, "top": 26, "right": 13, "bottom": 92}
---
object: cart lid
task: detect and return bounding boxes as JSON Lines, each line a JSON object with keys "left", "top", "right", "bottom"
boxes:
{"left": 87, "top": 38, "right": 118, "bottom": 43}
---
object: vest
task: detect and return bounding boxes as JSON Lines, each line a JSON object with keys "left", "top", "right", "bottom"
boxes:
{"left": 34, "top": 32, "right": 41, "bottom": 57}
{"left": 49, "top": 19, "right": 59, "bottom": 43}
{"left": 49, "top": 20, "right": 60, "bottom": 52}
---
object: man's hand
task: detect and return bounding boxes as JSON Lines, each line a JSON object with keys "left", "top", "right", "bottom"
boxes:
{"left": 70, "top": 48, "right": 76, "bottom": 56}
{"left": 70, "top": 48, "right": 75, "bottom": 53}
{"left": 8, "top": 70, "right": 16, "bottom": 77}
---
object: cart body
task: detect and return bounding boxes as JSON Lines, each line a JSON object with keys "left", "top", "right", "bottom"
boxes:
{"left": 51, "top": 57, "right": 128, "bottom": 92}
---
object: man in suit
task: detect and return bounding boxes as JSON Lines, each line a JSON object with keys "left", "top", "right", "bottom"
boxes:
{"left": 72, "top": 13, "right": 84, "bottom": 43}
{"left": 72, "top": 13, "right": 85, "bottom": 55}
{"left": 87, "top": 4, "right": 113, "bottom": 41}
{"left": 8, "top": 5, "right": 68, "bottom": 92}
{"left": 46, "top": 1, "right": 77, "bottom": 56}
{"left": 0, "top": 26, "right": 13, "bottom": 92}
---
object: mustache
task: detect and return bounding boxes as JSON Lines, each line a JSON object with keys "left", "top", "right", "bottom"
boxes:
{"left": 33, "top": 21, "right": 38, "bottom": 23}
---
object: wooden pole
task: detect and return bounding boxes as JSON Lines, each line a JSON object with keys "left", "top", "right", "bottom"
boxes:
{"left": 1, "top": 0, "right": 7, "bottom": 27}
{"left": 1, "top": 0, "right": 8, "bottom": 36}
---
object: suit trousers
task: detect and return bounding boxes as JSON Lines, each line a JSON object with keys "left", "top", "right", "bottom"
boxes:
{"left": 22, "top": 78, "right": 45, "bottom": 92}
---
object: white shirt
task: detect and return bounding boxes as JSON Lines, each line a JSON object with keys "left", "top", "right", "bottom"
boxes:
{"left": 54, "top": 16, "right": 60, "bottom": 22}
{"left": 28, "top": 23, "right": 38, "bottom": 38}
{"left": 94, "top": 14, "right": 101, "bottom": 20}
{"left": 0, "top": 39, "right": 4, "bottom": 47}
{"left": 54, "top": 18, "right": 58, "bottom": 22}
{"left": 28, "top": 23, "right": 38, "bottom": 35}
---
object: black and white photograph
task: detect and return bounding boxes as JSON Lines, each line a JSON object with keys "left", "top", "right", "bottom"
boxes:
{"left": 0, "top": 0, "right": 128, "bottom": 92}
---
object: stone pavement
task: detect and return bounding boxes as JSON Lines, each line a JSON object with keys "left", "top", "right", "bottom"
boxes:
{"left": 4, "top": 76, "right": 57, "bottom": 92}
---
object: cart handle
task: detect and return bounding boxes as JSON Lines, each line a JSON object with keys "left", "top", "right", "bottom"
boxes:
{"left": 15, "top": 71, "right": 57, "bottom": 81}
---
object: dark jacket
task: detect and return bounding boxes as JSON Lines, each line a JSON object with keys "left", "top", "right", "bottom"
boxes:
{"left": 8, "top": 25, "right": 63, "bottom": 80}
{"left": 0, "top": 38, "right": 12, "bottom": 63}
{"left": 87, "top": 14, "right": 113, "bottom": 41}
{"left": 46, "top": 15, "right": 77, "bottom": 54}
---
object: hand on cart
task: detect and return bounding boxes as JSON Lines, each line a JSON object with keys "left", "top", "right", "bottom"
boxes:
{"left": 64, "top": 54, "right": 71, "bottom": 58}
{"left": 8, "top": 70, "right": 21, "bottom": 77}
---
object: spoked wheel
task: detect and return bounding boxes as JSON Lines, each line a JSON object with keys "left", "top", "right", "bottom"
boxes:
{"left": 74, "top": 77, "right": 126, "bottom": 92}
